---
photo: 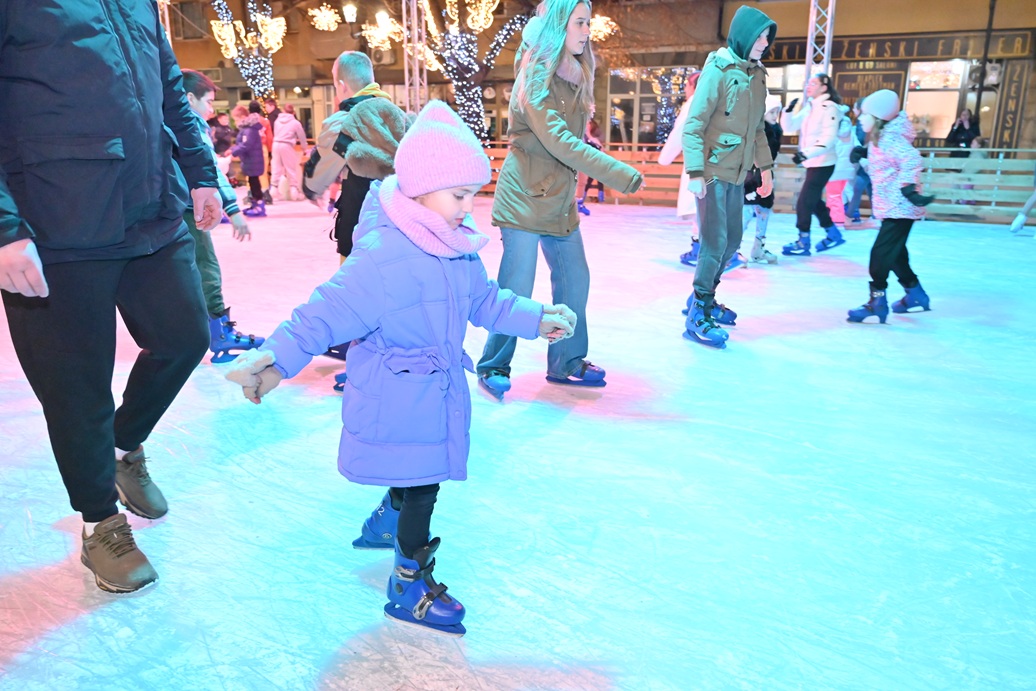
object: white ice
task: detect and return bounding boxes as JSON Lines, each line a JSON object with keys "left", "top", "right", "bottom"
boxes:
{"left": 1, "top": 197, "right": 1034, "bottom": 690}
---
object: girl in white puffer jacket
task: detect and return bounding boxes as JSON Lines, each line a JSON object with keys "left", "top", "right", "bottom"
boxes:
{"left": 780, "top": 73, "right": 847, "bottom": 255}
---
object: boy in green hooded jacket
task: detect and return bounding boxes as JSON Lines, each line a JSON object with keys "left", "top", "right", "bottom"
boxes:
{"left": 681, "top": 5, "right": 777, "bottom": 348}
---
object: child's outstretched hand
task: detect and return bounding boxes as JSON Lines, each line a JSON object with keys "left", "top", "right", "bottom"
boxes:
{"left": 539, "top": 304, "right": 577, "bottom": 343}
{"left": 224, "top": 349, "right": 284, "bottom": 404}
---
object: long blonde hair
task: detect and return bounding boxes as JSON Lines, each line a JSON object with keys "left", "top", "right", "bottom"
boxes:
{"left": 512, "top": 0, "right": 596, "bottom": 114}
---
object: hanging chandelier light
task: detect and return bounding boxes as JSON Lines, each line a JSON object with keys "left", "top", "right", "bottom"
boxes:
{"left": 361, "top": 10, "right": 404, "bottom": 52}
{"left": 309, "top": 4, "right": 342, "bottom": 32}
{"left": 589, "top": 15, "right": 618, "bottom": 42}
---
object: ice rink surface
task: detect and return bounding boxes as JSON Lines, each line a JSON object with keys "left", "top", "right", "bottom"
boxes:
{"left": 1, "top": 196, "right": 1034, "bottom": 690}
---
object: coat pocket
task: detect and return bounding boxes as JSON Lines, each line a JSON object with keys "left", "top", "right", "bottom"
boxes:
{"left": 708, "top": 133, "right": 743, "bottom": 166}
{"left": 523, "top": 171, "right": 557, "bottom": 197}
{"left": 376, "top": 351, "right": 449, "bottom": 444}
{"left": 19, "top": 136, "right": 126, "bottom": 249}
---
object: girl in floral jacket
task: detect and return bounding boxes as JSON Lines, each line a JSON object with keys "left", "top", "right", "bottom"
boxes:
{"left": 847, "top": 90, "right": 934, "bottom": 323}
{"left": 225, "top": 101, "right": 575, "bottom": 636}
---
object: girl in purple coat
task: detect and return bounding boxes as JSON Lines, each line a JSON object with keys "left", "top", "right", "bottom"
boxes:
{"left": 225, "top": 101, "right": 576, "bottom": 636}
{"left": 230, "top": 104, "right": 267, "bottom": 217}
{"left": 846, "top": 90, "right": 934, "bottom": 323}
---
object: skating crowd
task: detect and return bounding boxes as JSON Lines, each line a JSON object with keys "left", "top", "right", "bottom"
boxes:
{"left": 0, "top": 0, "right": 1032, "bottom": 639}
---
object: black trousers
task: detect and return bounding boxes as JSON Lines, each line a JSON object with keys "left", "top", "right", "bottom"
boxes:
{"left": 796, "top": 165, "right": 835, "bottom": 233}
{"left": 869, "top": 218, "right": 919, "bottom": 291}
{"left": 247, "top": 175, "right": 263, "bottom": 201}
{"left": 390, "top": 483, "right": 439, "bottom": 559}
{"left": 2, "top": 233, "right": 209, "bottom": 522}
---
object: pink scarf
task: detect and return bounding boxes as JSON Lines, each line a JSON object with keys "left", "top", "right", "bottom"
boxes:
{"left": 379, "top": 176, "right": 489, "bottom": 258}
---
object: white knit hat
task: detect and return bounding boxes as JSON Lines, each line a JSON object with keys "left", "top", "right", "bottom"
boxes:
{"left": 394, "top": 100, "right": 491, "bottom": 198}
{"left": 861, "top": 90, "right": 900, "bottom": 122}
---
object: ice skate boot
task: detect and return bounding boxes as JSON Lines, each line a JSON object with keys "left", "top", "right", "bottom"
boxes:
{"left": 722, "top": 252, "right": 748, "bottom": 273}
{"left": 384, "top": 538, "right": 465, "bottom": 636}
{"left": 847, "top": 285, "right": 889, "bottom": 324}
{"left": 679, "top": 239, "right": 700, "bottom": 266}
{"left": 683, "top": 295, "right": 729, "bottom": 349}
{"left": 815, "top": 226, "right": 845, "bottom": 252}
{"left": 352, "top": 492, "right": 399, "bottom": 549}
{"left": 783, "top": 232, "right": 812, "bottom": 256}
{"left": 891, "top": 282, "right": 931, "bottom": 313}
{"left": 750, "top": 238, "right": 778, "bottom": 264}
{"left": 478, "top": 370, "right": 511, "bottom": 400}
{"left": 209, "top": 308, "right": 264, "bottom": 364}
{"left": 332, "top": 370, "right": 349, "bottom": 392}
{"left": 710, "top": 302, "right": 737, "bottom": 326}
{"left": 243, "top": 200, "right": 266, "bottom": 217}
{"left": 577, "top": 199, "right": 590, "bottom": 216}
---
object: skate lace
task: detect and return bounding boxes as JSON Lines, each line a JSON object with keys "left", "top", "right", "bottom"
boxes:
{"left": 98, "top": 523, "right": 140, "bottom": 559}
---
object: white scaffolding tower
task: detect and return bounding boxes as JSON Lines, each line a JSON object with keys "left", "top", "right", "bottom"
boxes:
{"left": 401, "top": 0, "right": 429, "bottom": 113}
{"left": 803, "top": 0, "right": 837, "bottom": 83}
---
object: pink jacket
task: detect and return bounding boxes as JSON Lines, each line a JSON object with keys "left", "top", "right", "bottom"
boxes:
{"left": 868, "top": 112, "right": 926, "bottom": 221}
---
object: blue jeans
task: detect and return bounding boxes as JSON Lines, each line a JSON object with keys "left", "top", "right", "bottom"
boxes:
{"left": 478, "top": 227, "right": 590, "bottom": 379}
{"left": 847, "top": 169, "right": 872, "bottom": 218}
{"left": 742, "top": 205, "right": 771, "bottom": 240}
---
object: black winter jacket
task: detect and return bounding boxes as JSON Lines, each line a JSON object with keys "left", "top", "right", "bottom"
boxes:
{"left": 0, "top": 0, "right": 218, "bottom": 264}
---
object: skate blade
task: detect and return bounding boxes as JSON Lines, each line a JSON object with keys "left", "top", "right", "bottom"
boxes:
{"left": 682, "top": 330, "right": 727, "bottom": 349}
{"left": 384, "top": 605, "right": 465, "bottom": 637}
{"left": 815, "top": 239, "right": 846, "bottom": 252}
{"left": 209, "top": 350, "right": 239, "bottom": 364}
{"left": 351, "top": 536, "right": 393, "bottom": 550}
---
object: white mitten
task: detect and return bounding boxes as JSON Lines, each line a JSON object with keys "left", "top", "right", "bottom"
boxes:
{"left": 224, "top": 349, "right": 283, "bottom": 403}
{"left": 543, "top": 303, "right": 577, "bottom": 330}
{"left": 538, "top": 313, "right": 575, "bottom": 343}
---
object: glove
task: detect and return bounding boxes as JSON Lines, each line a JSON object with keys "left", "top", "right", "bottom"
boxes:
{"left": 539, "top": 304, "right": 577, "bottom": 343}
{"left": 785, "top": 98, "right": 799, "bottom": 113}
{"left": 224, "top": 349, "right": 283, "bottom": 403}
{"left": 850, "top": 146, "right": 868, "bottom": 164}
{"left": 901, "top": 184, "right": 934, "bottom": 207}
{"left": 792, "top": 151, "right": 807, "bottom": 165}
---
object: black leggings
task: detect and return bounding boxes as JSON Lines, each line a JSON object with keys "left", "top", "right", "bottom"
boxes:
{"left": 869, "top": 218, "right": 919, "bottom": 290}
{"left": 248, "top": 175, "right": 263, "bottom": 201}
{"left": 796, "top": 165, "right": 835, "bottom": 233}
{"left": 390, "top": 483, "right": 439, "bottom": 558}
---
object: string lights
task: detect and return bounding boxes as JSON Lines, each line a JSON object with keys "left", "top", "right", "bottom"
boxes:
{"left": 308, "top": 4, "right": 342, "bottom": 32}
{"left": 210, "top": 0, "right": 285, "bottom": 99}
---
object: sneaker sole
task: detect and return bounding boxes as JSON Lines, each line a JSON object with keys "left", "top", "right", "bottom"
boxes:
{"left": 80, "top": 555, "right": 158, "bottom": 594}
{"left": 115, "top": 483, "right": 167, "bottom": 520}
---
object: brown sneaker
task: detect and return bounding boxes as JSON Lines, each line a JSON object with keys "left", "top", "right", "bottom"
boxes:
{"left": 115, "top": 446, "right": 168, "bottom": 519}
{"left": 81, "top": 514, "right": 158, "bottom": 593}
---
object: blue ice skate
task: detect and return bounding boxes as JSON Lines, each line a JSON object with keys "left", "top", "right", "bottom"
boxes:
{"left": 384, "top": 537, "right": 466, "bottom": 637}
{"left": 679, "top": 239, "right": 700, "bottom": 266}
{"left": 711, "top": 302, "right": 737, "bottom": 326}
{"left": 352, "top": 492, "right": 399, "bottom": 549}
{"left": 478, "top": 370, "right": 511, "bottom": 400}
{"left": 683, "top": 296, "right": 729, "bottom": 349}
{"left": 208, "top": 308, "right": 264, "bottom": 364}
{"left": 891, "top": 282, "right": 931, "bottom": 313}
{"left": 782, "top": 232, "right": 812, "bottom": 256}
{"left": 332, "top": 370, "right": 349, "bottom": 392}
{"left": 722, "top": 252, "right": 747, "bottom": 273}
{"left": 815, "top": 226, "right": 845, "bottom": 252}
{"left": 847, "top": 287, "right": 889, "bottom": 324}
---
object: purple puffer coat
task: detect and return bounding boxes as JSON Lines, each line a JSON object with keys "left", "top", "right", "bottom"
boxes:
{"left": 230, "top": 114, "right": 266, "bottom": 176}
{"left": 260, "top": 184, "right": 543, "bottom": 486}
{"left": 868, "top": 111, "right": 926, "bottom": 221}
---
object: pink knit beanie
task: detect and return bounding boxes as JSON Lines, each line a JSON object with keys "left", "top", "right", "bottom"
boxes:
{"left": 394, "top": 100, "right": 491, "bottom": 198}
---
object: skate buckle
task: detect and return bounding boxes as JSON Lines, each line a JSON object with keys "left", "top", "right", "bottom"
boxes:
{"left": 413, "top": 582, "right": 448, "bottom": 620}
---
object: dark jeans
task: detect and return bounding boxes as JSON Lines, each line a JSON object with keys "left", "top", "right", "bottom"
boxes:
{"left": 2, "top": 233, "right": 209, "bottom": 522}
{"left": 185, "top": 213, "right": 225, "bottom": 317}
{"left": 796, "top": 165, "right": 835, "bottom": 233}
{"left": 869, "top": 218, "right": 919, "bottom": 291}
{"left": 692, "top": 179, "right": 744, "bottom": 301}
{"left": 390, "top": 483, "right": 439, "bottom": 559}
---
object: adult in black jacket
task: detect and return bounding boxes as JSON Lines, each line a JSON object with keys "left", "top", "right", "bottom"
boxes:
{"left": 0, "top": 0, "right": 221, "bottom": 593}
{"left": 946, "top": 108, "right": 981, "bottom": 159}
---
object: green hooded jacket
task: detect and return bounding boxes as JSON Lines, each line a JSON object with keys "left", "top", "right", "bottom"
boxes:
{"left": 681, "top": 6, "right": 777, "bottom": 185}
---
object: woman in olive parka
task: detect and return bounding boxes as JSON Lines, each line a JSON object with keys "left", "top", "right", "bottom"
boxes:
{"left": 477, "top": 0, "right": 643, "bottom": 398}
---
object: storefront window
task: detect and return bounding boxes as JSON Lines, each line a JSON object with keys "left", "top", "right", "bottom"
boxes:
{"left": 904, "top": 60, "right": 969, "bottom": 140}
{"left": 606, "top": 67, "right": 698, "bottom": 147}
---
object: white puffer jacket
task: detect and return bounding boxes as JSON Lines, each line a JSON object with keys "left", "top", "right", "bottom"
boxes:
{"left": 658, "top": 99, "right": 697, "bottom": 218}
{"left": 781, "top": 93, "right": 842, "bottom": 168}
{"left": 829, "top": 105, "right": 856, "bottom": 182}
